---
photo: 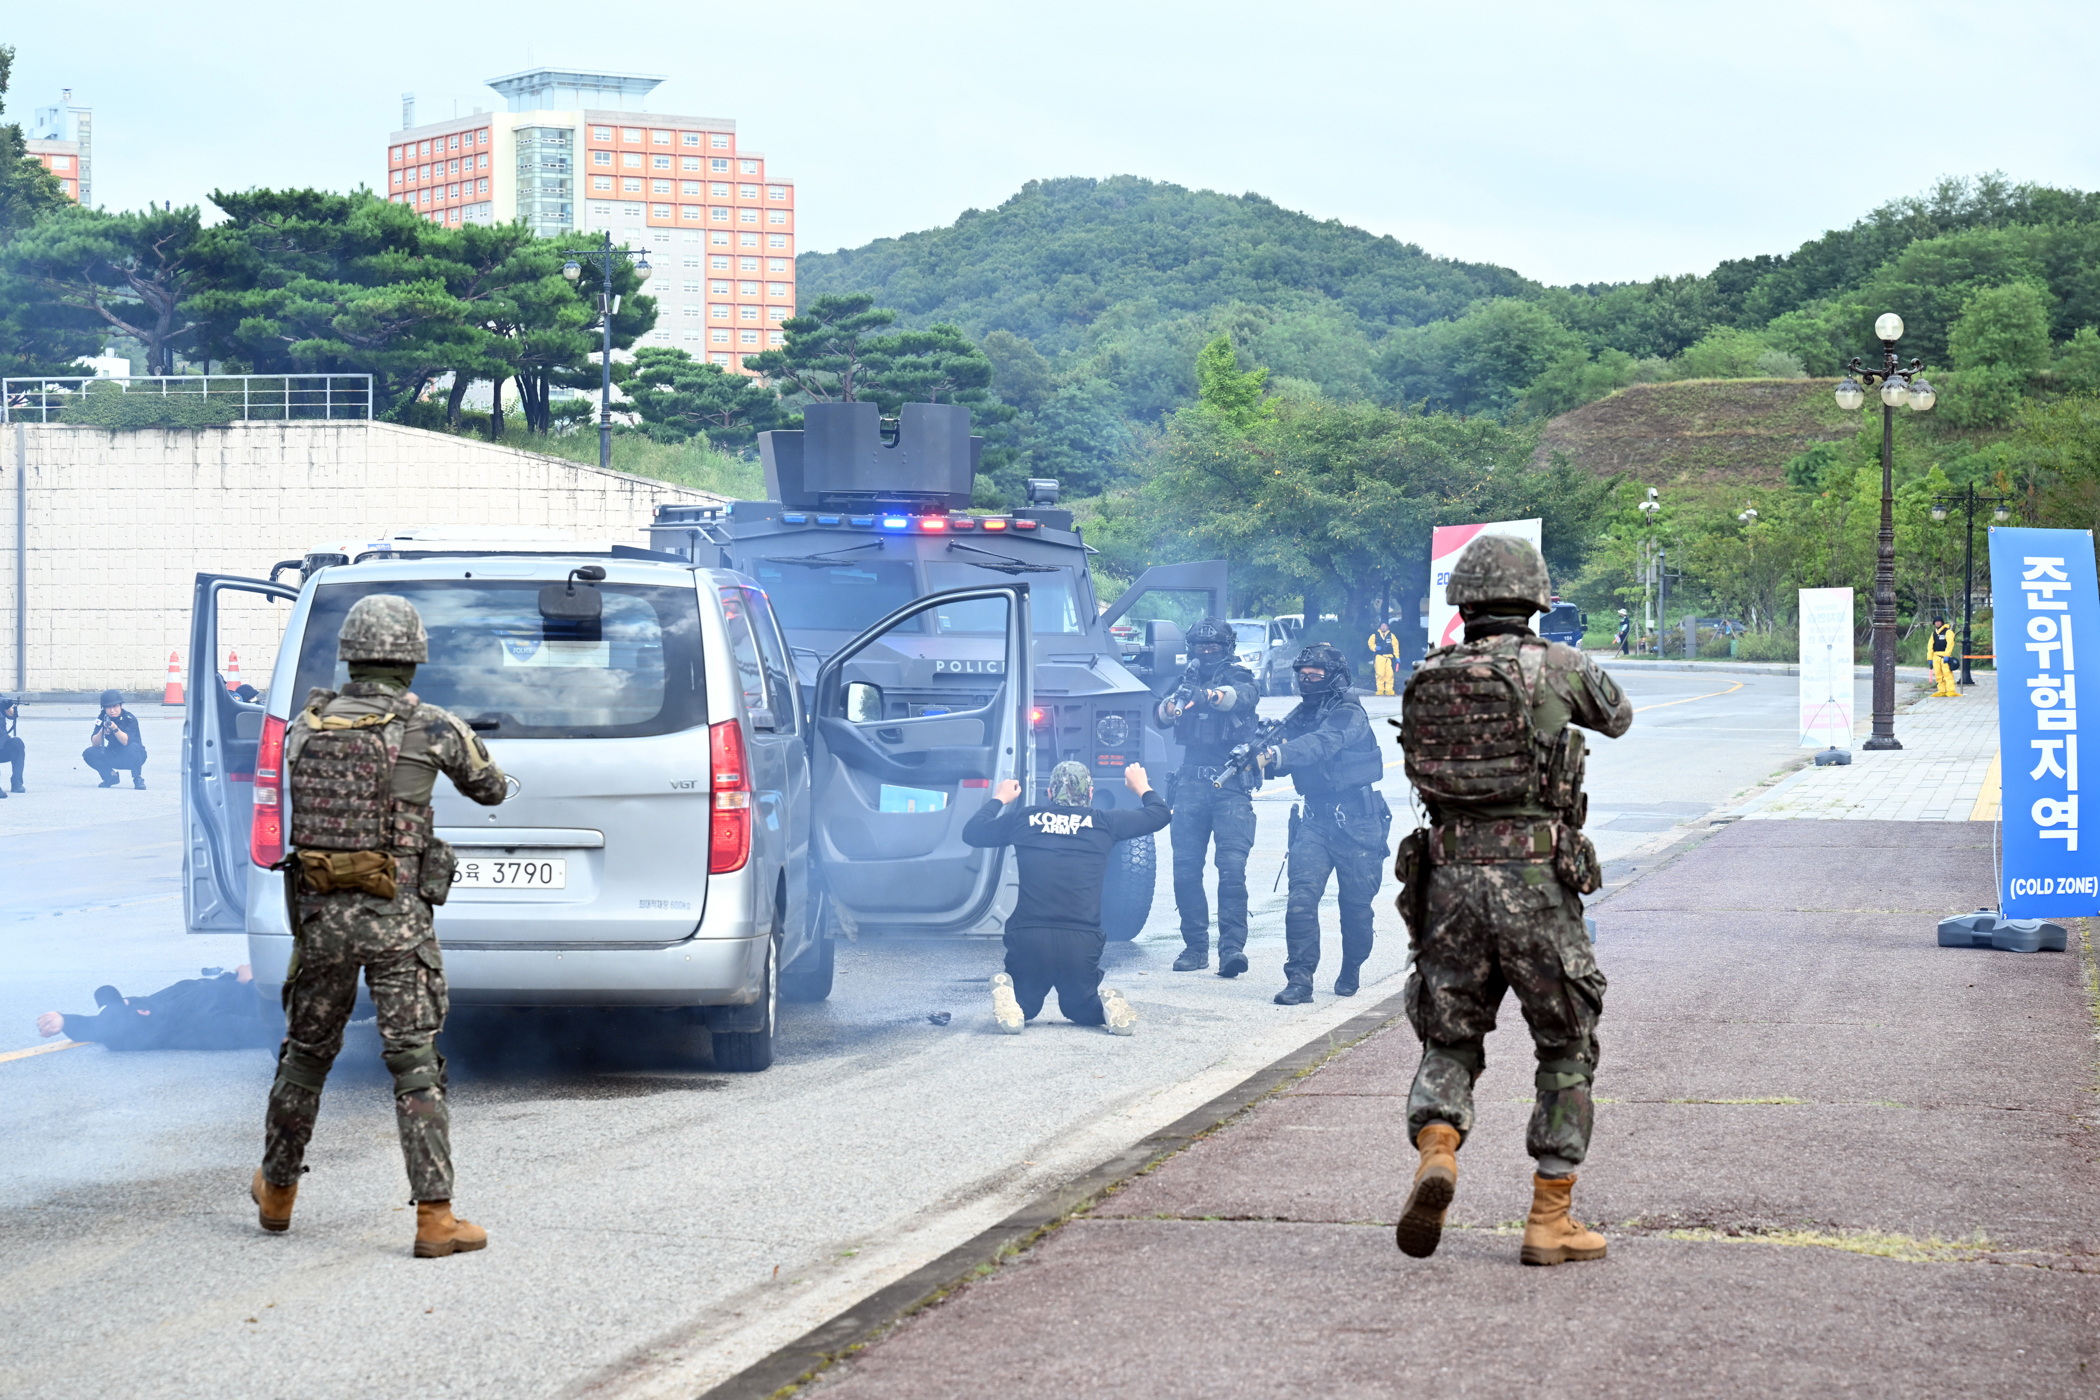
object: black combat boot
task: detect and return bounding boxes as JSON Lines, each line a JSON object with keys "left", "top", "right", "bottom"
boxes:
{"left": 1217, "top": 950, "right": 1249, "bottom": 979}
{"left": 1172, "top": 945, "right": 1209, "bottom": 972}
{"left": 1273, "top": 981, "right": 1313, "bottom": 1006}
{"left": 1334, "top": 961, "right": 1362, "bottom": 997}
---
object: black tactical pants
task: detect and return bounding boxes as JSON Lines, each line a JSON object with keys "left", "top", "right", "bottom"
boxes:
{"left": 1283, "top": 817, "right": 1381, "bottom": 987}
{"left": 1170, "top": 769, "right": 1256, "bottom": 956}
{"left": 1003, "top": 923, "right": 1107, "bottom": 1025}
{"left": 1, "top": 735, "right": 22, "bottom": 788}
{"left": 83, "top": 743, "right": 146, "bottom": 781}
{"left": 1404, "top": 862, "right": 1604, "bottom": 1175}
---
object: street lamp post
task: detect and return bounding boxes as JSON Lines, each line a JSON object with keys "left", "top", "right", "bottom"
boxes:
{"left": 1834, "top": 313, "right": 1936, "bottom": 750}
{"left": 1636, "top": 487, "right": 1660, "bottom": 655}
{"left": 562, "top": 232, "right": 654, "bottom": 472}
{"left": 1930, "top": 484, "right": 2012, "bottom": 687}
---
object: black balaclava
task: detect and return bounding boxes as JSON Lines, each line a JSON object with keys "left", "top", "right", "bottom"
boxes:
{"left": 348, "top": 661, "right": 418, "bottom": 691}
{"left": 1461, "top": 603, "right": 1537, "bottom": 644}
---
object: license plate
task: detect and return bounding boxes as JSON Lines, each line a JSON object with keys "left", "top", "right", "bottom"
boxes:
{"left": 451, "top": 855, "right": 568, "bottom": 889}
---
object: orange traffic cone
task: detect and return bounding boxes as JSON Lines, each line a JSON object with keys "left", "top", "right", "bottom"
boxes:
{"left": 224, "top": 650, "right": 241, "bottom": 693}
{"left": 162, "top": 651, "right": 185, "bottom": 706}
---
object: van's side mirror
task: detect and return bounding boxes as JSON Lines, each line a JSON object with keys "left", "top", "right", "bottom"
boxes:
{"left": 845, "top": 682, "right": 883, "bottom": 723}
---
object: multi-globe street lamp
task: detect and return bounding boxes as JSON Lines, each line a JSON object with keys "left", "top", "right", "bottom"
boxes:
{"left": 1636, "top": 487, "right": 1661, "bottom": 654}
{"left": 562, "top": 233, "right": 654, "bottom": 471}
{"left": 1930, "top": 485, "right": 2012, "bottom": 687}
{"left": 1834, "top": 313, "right": 1937, "bottom": 750}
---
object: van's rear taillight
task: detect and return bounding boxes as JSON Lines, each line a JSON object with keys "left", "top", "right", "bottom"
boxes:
{"left": 709, "top": 719, "right": 751, "bottom": 874}
{"left": 249, "top": 714, "right": 287, "bottom": 868}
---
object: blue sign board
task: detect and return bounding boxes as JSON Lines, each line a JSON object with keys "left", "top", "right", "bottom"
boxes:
{"left": 1991, "top": 526, "right": 2100, "bottom": 917}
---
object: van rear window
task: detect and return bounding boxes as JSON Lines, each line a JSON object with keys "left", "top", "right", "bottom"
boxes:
{"left": 295, "top": 580, "right": 704, "bottom": 739}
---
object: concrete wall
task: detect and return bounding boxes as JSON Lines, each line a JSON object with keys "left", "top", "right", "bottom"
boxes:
{"left": 1, "top": 421, "right": 723, "bottom": 696}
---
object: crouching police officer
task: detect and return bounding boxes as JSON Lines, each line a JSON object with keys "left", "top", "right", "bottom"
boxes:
{"left": 250, "top": 594, "right": 509, "bottom": 1258}
{"left": 1256, "top": 642, "right": 1389, "bottom": 1004}
{"left": 1391, "top": 535, "right": 1632, "bottom": 1268}
{"left": 1154, "top": 617, "right": 1261, "bottom": 976}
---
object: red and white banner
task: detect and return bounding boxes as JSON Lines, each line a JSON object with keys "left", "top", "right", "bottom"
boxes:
{"left": 1427, "top": 518, "right": 1543, "bottom": 651}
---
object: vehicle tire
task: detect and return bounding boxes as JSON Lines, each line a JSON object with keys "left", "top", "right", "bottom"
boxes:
{"left": 1101, "top": 831, "right": 1156, "bottom": 942}
{"left": 712, "top": 932, "right": 778, "bottom": 1072}
{"left": 780, "top": 893, "right": 836, "bottom": 1003}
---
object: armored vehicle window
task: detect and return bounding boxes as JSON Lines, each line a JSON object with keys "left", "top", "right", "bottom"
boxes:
{"left": 751, "top": 560, "right": 923, "bottom": 634}
{"left": 923, "top": 562, "right": 1082, "bottom": 634}
{"left": 294, "top": 579, "right": 704, "bottom": 739}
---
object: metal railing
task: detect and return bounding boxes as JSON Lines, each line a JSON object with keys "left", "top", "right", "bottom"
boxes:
{"left": 1, "top": 374, "right": 374, "bottom": 425}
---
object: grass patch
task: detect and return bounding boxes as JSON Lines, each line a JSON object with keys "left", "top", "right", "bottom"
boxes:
{"left": 399, "top": 413, "right": 762, "bottom": 498}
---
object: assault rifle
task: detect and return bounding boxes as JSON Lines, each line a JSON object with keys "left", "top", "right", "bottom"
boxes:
{"left": 1214, "top": 715, "right": 1286, "bottom": 789}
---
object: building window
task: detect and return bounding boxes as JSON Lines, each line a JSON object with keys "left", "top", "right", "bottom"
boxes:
{"left": 712, "top": 352, "right": 732, "bottom": 364}
{"left": 593, "top": 126, "right": 612, "bottom": 140}
{"left": 682, "top": 156, "right": 700, "bottom": 171}
{"left": 739, "top": 185, "right": 758, "bottom": 199}
{"left": 682, "top": 331, "right": 700, "bottom": 342}
{"left": 767, "top": 210, "right": 786, "bottom": 225}
{"left": 741, "top": 159, "right": 758, "bottom": 174}
{"left": 769, "top": 258, "right": 789, "bottom": 273}
{"left": 710, "top": 231, "right": 730, "bottom": 246}
{"left": 623, "top": 204, "right": 642, "bottom": 216}
{"left": 593, "top": 175, "right": 613, "bottom": 191}
{"left": 767, "top": 282, "right": 787, "bottom": 297}
{"left": 739, "top": 306, "right": 759, "bottom": 321}
{"left": 710, "top": 133, "right": 730, "bottom": 149}
{"left": 768, "top": 235, "right": 788, "bottom": 249}
{"left": 622, "top": 153, "right": 642, "bottom": 168}
{"left": 391, "top": 147, "right": 402, "bottom": 163}
{"left": 653, "top": 155, "right": 671, "bottom": 170}
{"left": 711, "top": 207, "right": 730, "bottom": 222}
{"left": 682, "top": 306, "right": 700, "bottom": 318}
{"left": 741, "top": 233, "right": 760, "bottom": 247}
{"left": 478, "top": 177, "right": 488, "bottom": 193}
{"left": 593, "top": 151, "right": 612, "bottom": 166}
{"left": 738, "top": 281, "right": 759, "bottom": 296}
{"left": 711, "top": 255, "right": 730, "bottom": 269}
{"left": 711, "top": 157, "right": 729, "bottom": 172}
{"left": 711, "top": 329, "right": 730, "bottom": 343}
{"left": 767, "top": 332, "right": 784, "bottom": 346}
{"left": 739, "top": 209, "right": 758, "bottom": 224}
{"left": 652, "top": 130, "right": 671, "bottom": 144}
{"left": 477, "top": 152, "right": 488, "bottom": 169}
{"left": 391, "top": 170, "right": 402, "bottom": 187}
{"left": 419, "top": 141, "right": 431, "bottom": 156}
{"left": 681, "top": 181, "right": 701, "bottom": 196}
{"left": 449, "top": 183, "right": 460, "bottom": 198}
{"left": 622, "top": 128, "right": 642, "bottom": 142}
{"left": 740, "top": 329, "right": 759, "bottom": 345}
{"left": 711, "top": 304, "right": 730, "bottom": 319}
{"left": 479, "top": 129, "right": 489, "bottom": 145}
{"left": 623, "top": 178, "right": 642, "bottom": 193}
{"left": 683, "top": 231, "right": 701, "bottom": 242}
{"left": 448, "top": 159, "right": 459, "bottom": 175}
{"left": 737, "top": 256, "right": 757, "bottom": 271}
{"left": 768, "top": 186, "right": 787, "bottom": 200}
{"left": 652, "top": 204, "right": 672, "bottom": 218}
{"left": 447, "top": 134, "right": 459, "bottom": 149}
{"left": 592, "top": 203, "right": 612, "bottom": 217}
{"left": 769, "top": 307, "right": 788, "bottom": 322}
{"left": 653, "top": 179, "right": 672, "bottom": 194}
{"left": 682, "top": 280, "right": 700, "bottom": 292}
{"left": 711, "top": 280, "right": 731, "bottom": 294}
{"left": 682, "top": 132, "right": 700, "bottom": 146}
{"left": 681, "top": 205, "right": 701, "bottom": 221}
{"left": 710, "top": 182, "right": 730, "bottom": 197}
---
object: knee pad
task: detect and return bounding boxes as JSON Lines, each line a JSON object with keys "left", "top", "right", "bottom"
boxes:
{"left": 384, "top": 1042, "right": 446, "bottom": 1096}
{"left": 1427, "top": 1042, "right": 1484, "bottom": 1078}
{"left": 1534, "top": 1056, "right": 1593, "bottom": 1094}
{"left": 274, "top": 1042, "right": 334, "bottom": 1095}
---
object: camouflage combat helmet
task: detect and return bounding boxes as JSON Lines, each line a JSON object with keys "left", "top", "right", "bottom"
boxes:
{"left": 1445, "top": 534, "right": 1552, "bottom": 614}
{"left": 338, "top": 594, "right": 429, "bottom": 664}
{"left": 1047, "top": 759, "right": 1093, "bottom": 805}
{"left": 1184, "top": 617, "right": 1233, "bottom": 650}
{"left": 1292, "top": 641, "right": 1353, "bottom": 696}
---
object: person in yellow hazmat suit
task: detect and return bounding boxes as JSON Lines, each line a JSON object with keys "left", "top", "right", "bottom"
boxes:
{"left": 1929, "top": 615, "right": 1960, "bottom": 697}
{"left": 1367, "top": 620, "right": 1404, "bottom": 696}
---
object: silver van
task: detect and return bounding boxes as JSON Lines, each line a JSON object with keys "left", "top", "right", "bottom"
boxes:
{"left": 182, "top": 540, "right": 814, "bottom": 1071}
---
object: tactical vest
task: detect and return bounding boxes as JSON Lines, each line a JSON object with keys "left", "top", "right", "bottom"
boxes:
{"left": 1287, "top": 695, "right": 1385, "bottom": 796}
{"left": 1401, "top": 639, "right": 1585, "bottom": 823}
{"left": 1175, "top": 667, "right": 1260, "bottom": 757}
{"left": 285, "top": 689, "right": 435, "bottom": 854}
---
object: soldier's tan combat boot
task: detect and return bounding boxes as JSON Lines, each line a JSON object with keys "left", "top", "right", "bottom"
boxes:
{"left": 1394, "top": 1122, "right": 1460, "bottom": 1258}
{"left": 250, "top": 1169, "right": 297, "bottom": 1234}
{"left": 414, "top": 1201, "right": 489, "bottom": 1258}
{"left": 1520, "top": 1173, "right": 1607, "bottom": 1266}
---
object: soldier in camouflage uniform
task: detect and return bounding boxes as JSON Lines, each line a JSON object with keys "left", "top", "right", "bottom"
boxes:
{"left": 1390, "top": 535, "right": 1632, "bottom": 1267}
{"left": 249, "top": 595, "right": 509, "bottom": 1258}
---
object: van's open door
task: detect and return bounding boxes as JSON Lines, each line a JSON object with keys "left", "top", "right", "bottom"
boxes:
{"left": 184, "top": 573, "right": 298, "bottom": 933}
{"left": 810, "top": 584, "right": 1033, "bottom": 936}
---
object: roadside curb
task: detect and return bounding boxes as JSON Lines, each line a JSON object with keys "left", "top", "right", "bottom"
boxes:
{"left": 694, "top": 990, "right": 1411, "bottom": 1400}
{"left": 1600, "top": 658, "right": 1937, "bottom": 680}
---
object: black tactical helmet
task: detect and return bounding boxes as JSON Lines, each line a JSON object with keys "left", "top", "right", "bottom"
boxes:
{"left": 99, "top": 689, "right": 124, "bottom": 708}
{"left": 1292, "top": 641, "right": 1352, "bottom": 698}
{"left": 1185, "top": 617, "right": 1233, "bottom": 650}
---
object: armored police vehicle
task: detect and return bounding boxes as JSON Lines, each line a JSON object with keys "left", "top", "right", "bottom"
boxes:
{"left": 650, "top": 402, "right": 1228, "bottom": 943}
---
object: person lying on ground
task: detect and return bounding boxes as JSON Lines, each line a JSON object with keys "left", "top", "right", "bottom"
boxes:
{"left": 35, "top": 965, "right": 277, "bottom": 1050}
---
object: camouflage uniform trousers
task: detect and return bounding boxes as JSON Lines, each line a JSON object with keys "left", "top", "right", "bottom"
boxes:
{"left": 1403, "top": 860, "right": 1605, "bottom": 1173}
{"left": 262, "top": 858, "right": 454, "bottom": 1202}
{"left": 1169, "top": 767, "right": 1256, "bottom": 956}
{"left": 1283, "top": 816, "right": 1382, "bottom": 986}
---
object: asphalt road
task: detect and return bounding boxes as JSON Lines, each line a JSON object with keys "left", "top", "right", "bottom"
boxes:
{"left": 0, "top": 671, "right": 1816, "bottom": 1398}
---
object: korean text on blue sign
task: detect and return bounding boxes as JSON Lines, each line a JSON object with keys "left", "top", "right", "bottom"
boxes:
{"left": 1990, "top": 526, "right": 2100, "bottom": 917}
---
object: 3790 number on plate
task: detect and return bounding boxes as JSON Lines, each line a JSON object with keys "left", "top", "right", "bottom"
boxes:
{"left": 453, "top": 856, "right": 567, "bottom": 889}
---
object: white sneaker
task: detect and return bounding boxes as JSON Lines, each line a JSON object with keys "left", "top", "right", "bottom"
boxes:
{"left": 990, "top": 973, "right": 1025, "bottom": 1034}
{"left": 1099, "top": 986, "right": 1138, "bottom": 1036}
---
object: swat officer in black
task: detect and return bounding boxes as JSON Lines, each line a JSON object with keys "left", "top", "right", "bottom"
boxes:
{"left": 1153, "top": 617, "right": 1262, "bottom": 977}
{"left": 1258, "top": 642, "right": 1389, "bottom": 1004}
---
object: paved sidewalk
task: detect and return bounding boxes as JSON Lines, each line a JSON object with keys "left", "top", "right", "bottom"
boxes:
{"left": 1736, "top": 674, "right": 2001, "bottom": 822}
{"left": 792, "top": 821, "right": 2100, "bottom": 1399}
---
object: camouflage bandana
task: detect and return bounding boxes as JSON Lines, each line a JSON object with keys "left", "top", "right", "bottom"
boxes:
{"left": 1047, "top": 761, "right": 1093, "bottom": 806}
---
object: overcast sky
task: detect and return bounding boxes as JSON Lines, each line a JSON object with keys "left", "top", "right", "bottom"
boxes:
{"left": 8, "top": 1, "right": 2095, "bottom": 287}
